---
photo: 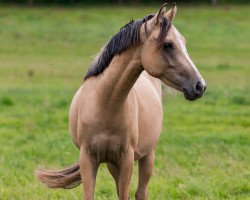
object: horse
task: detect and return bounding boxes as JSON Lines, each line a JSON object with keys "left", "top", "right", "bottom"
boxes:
{"left": 36, "top": 3, "right": 206, "bottom": 200}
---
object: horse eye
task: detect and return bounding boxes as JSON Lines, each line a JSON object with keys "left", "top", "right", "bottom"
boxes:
{"left": 163, "top": 42, "right": 173, "bottom": 50}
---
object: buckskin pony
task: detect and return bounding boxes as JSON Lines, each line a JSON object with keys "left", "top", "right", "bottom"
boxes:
{"left": 36, "top": 3, "right": 206, "bottom": 200}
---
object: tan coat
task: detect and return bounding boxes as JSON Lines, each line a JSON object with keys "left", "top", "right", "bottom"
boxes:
{"left": 37, "top": 4, "right": 206, "bottom": 200}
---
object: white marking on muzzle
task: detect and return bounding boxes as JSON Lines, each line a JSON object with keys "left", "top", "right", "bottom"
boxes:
{"left": 173, "top": 28, "right": 205, "bottom": 85}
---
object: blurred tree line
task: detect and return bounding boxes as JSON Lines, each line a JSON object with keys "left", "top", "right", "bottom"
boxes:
{"left": 0, "top": 0, "right": 249, "bottom": 5}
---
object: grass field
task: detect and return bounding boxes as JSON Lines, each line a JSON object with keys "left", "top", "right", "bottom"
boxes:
{"left": 0, "top": 5, "right": 249, "bottom": 200}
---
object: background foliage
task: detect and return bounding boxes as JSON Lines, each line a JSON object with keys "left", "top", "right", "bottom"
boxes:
{"left": 0, "top": 0, "right": 250, "bottom": 5}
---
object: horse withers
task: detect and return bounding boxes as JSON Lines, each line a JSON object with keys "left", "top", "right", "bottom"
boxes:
{"left": 36, "top": 3, "right": 206, "bottom": 200}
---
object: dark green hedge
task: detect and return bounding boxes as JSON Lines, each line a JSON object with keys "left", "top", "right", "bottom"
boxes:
{"left": 0, "top": 0, "right": 249, "bottom": 5}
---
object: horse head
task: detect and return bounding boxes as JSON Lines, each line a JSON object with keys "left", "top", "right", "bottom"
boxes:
{"left": 140, "top": 3, "right": 206, "bottom": 101}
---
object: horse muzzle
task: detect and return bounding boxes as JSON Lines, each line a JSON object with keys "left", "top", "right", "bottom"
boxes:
{"left": 183, "top": 81, "right": 207, "bottom": 101}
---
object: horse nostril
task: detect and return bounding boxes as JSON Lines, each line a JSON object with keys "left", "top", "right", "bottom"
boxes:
{"left": 195, "top": 82, "right": 203, "bottom": 94}
{"left": 204, "top": 85, "right": 207, "bottom": 92}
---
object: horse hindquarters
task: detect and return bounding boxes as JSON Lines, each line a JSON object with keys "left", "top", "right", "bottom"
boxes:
{"left": 69, "top": 86, "right": 82, "bottom": 149}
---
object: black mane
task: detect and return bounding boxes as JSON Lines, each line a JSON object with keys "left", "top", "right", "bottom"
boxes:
{"left": 84, "top": 14, "right": 154, "bottom": 80}
{"left": 83, "top": 15, "right": 172, "bottom": 81}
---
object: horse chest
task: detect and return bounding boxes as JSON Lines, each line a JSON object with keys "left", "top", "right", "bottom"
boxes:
{"left": 84, "top": 128, "right": 133, "bottom": 164}
{"left": 79, "top": 113, "right": 136, "bottom": 163}
{"left": 77, "top": 75, "right": 163, "bottom": 162}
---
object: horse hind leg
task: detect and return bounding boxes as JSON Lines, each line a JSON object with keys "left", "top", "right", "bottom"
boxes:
{"left": 117, "top": 148, "right": 134, "bottom": 200}
{"left": 107, "top": 163, "right": 119, "bottom": 197}
{"left": 135, "top": 151, "right": 154, "bottom": 200}
{"left": 79, "top": 147, "right": 99, "bottom": 200}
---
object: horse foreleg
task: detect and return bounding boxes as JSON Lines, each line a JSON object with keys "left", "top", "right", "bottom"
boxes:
{"left": 79, "top": 147, "right": 99, "bottom": 200}
{"left": 107, "top": 163, "right": 119, "bottom": 197}
{"left": 135, "top": 151, "right": 154, "bottom": 200}
{"left": 118, "top": 149, "right": 134, "bottom": 200}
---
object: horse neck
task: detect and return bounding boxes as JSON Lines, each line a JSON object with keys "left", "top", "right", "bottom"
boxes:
{"left": 97, "top": 45, "right": 143, "bottom": 107}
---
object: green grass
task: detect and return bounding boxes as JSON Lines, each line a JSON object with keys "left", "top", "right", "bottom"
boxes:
{"left": 0, "top": 5, "right": 249, "bottom": 200}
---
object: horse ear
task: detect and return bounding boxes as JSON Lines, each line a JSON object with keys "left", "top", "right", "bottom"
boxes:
{"left": 165, "top": 3, "right": 177, "bottom": 21}
{"left": 154, "top": 3, "right": 168, "bottom": 25}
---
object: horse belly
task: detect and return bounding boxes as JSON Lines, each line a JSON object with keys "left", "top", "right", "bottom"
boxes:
{"left": 133, "top": 75, "right": 163, "bottom": 160}
{"left": 135, "top": 128, "right": 161, "bottom": 160}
